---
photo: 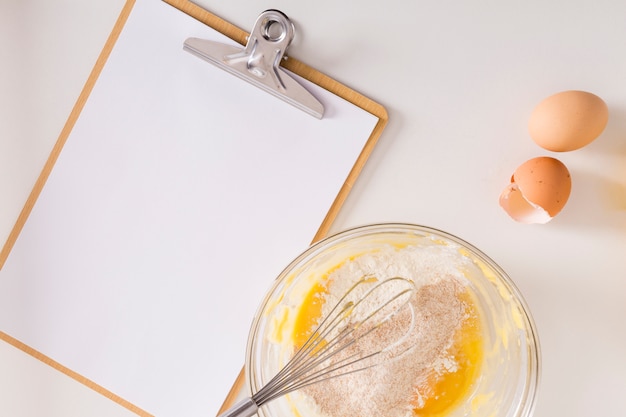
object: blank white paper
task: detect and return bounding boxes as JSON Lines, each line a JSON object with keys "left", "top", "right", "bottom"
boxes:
{"left": 0, "top": 0, "right": 379, "bottom": 416}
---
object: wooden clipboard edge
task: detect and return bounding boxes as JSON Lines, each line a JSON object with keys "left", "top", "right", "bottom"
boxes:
{"left": 0, "top": 0, "right": 388, "bottom": 415}
{"left": 0, "top": 0, "right": 138, "bottom": 270}
{"left": 0, "top": 330, "right": 154, "bottom": 416}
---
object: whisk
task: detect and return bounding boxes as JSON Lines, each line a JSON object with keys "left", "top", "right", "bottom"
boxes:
{"left": 219, "top": 276, "right": 416, "bottom": 417}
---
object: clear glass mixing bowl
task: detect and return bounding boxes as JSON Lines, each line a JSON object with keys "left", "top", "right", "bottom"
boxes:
{"left": 245, "top": 223, "right": 540, "bottom": 417}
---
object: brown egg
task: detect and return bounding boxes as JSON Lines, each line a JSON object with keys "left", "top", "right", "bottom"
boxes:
{"left": 499, "top": 156, "right": 572, "bottom": 224}
{"left": 528, "top": 90, "right": 608, "bottom": 152}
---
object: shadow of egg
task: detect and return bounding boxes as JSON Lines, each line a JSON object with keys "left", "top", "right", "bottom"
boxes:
{"left": 583, "top": 105, "right": 626, "bottom": 156}
{"left": 554, "top": 166, "right": 626, "bottom": 231}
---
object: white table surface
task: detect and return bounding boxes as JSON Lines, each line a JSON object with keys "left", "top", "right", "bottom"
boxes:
{"left": 1, "top": 0, "right": 625, "bottom": 416}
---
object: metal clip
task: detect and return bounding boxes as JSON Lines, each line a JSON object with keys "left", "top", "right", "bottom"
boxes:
{"left": 184, "top": 10, "right": 324, "bottom": 119}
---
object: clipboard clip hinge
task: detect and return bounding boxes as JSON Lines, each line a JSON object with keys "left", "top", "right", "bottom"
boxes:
{"left": 183, "top": 10, "right": 324, "bottom": 119}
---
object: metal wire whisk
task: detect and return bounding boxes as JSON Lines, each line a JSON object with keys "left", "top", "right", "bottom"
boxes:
{"left": 218, "top": 276, "right": 416, "bottom": 417}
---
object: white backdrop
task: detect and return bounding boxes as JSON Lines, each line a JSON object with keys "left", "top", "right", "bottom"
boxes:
{"left": 1, "top": 0, "right": 625, "bottom": 416}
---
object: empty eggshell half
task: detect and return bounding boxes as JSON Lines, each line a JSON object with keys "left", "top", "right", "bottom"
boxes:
{"left": 528, "top": 90, "right": 608, "bottom": 152}
{"left": 499, "top": 156, "right": 572, "bottom": 224}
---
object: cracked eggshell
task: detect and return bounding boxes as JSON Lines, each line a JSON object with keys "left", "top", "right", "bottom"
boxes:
{"left": 499, "top": 156, "right": 572, "bottom": 224}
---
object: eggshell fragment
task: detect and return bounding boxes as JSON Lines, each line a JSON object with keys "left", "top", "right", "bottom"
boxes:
{"left": 499, "top": 156, "right": 571, "bottom": 224}
{"left": 528, "top": 90, "right": 608, "bottom": 152}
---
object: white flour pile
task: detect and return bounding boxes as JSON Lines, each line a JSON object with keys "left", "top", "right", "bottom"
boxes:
{"left": 299, "top": 243, "right": 474, "bottom": 417}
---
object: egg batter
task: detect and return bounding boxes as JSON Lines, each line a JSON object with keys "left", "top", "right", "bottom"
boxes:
{"left": 288, "top": 244, "right": 484, "bottom": 417}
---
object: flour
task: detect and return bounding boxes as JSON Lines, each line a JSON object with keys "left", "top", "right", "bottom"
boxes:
{"left": 299, "top": 243, "right": 473, "bottom": 417}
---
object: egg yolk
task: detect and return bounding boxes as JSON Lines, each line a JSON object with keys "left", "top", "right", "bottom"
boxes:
{"left": 291, "top": 282, "right": 483, "bottom": 416}
{"left": 292, "top": 281, "right": 327, "bottom": 347}
{"left": 411, "top": 291, "right": 482, "bottom": 416}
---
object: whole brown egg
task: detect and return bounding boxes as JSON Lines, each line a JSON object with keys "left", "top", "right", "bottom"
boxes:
{"left": 528, "top": 90, "right": 608, "bottom": 152}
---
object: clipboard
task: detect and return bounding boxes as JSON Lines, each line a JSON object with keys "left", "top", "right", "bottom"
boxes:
{"left": 0, "top": 0, "right": 387, "bottom": 416}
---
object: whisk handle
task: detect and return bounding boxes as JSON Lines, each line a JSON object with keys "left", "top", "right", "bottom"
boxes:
{"left": 217, "top": 397, "right": 259, "bottom": 417}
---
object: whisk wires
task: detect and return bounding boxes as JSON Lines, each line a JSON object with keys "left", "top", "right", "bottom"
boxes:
{"left": 252, "top": 276, "right": 416, "bottom": 407}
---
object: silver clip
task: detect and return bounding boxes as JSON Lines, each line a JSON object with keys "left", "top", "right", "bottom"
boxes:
{"left": 184, "top": 10, "right": 324, "bottom": 119}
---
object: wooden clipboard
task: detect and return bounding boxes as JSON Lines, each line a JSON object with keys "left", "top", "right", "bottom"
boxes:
{"left": 0, "top": 0, "right": 387, "bottom": 415}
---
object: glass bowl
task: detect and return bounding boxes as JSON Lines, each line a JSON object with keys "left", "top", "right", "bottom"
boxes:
{"left": 245, "top": 223, "right": 540, "bottom": 417}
